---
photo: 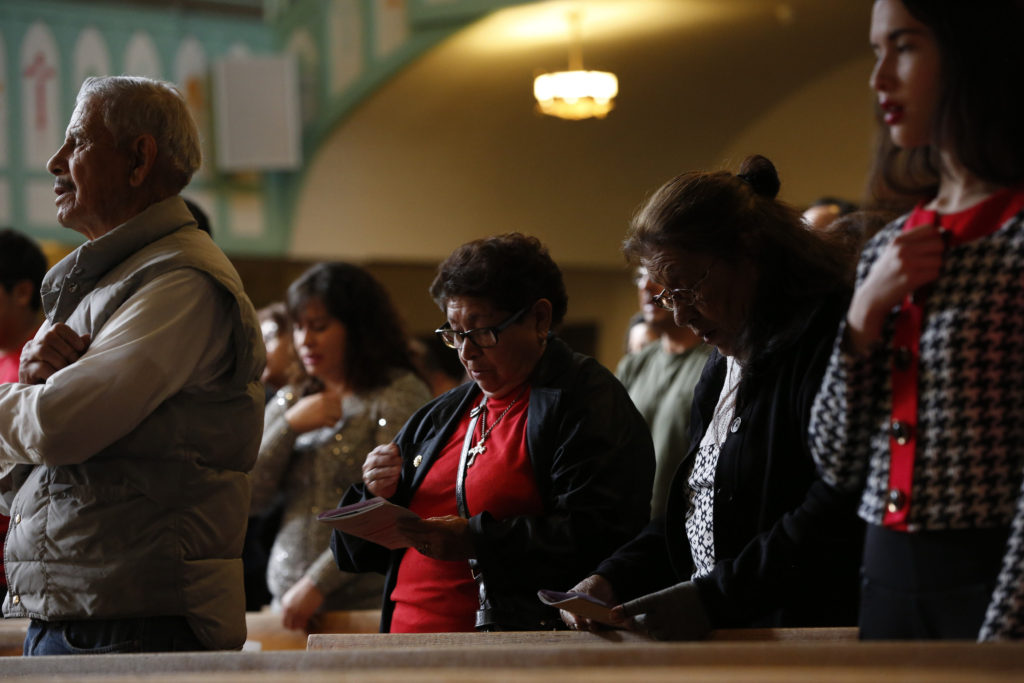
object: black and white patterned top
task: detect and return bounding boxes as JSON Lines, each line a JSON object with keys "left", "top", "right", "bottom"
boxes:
{"left": 686, "top": 356, "right": 742, "bottom": 579}
{"left": 808, "top": 201, "right": 1024, "bottom": 640}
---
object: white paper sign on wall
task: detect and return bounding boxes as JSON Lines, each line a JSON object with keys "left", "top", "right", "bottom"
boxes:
{"left": 212, "top": 54, "right": 302, "bottom": 172}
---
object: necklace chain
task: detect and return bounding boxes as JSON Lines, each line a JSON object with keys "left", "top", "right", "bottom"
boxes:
{"left": 466, "top": 385, "right": 528, "bottom": 465}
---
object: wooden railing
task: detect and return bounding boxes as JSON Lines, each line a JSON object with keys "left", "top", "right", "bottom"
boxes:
{"left": 0, "top": 617, "right": 26, "bottom": 656}
{"left": 0, "top": 609, "right": 383, "bottom": 657}
{"left": 305, "top": 626, "right": 859, "bottom": 650}
{"left": 244, "top": 608, "right": 379, "bottom": 651}
{"left": 1, "top": 614, "right": 1021, "bottom": 681}
{"left": 0, "top": 632, "right": 1019, "bottom": 681}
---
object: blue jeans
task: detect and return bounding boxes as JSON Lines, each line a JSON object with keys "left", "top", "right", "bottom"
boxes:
{"left": 23, "top": 616, "right": 205, "bottom": 655}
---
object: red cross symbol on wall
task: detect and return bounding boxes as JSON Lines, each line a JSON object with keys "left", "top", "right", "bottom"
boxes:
{"left": 22, "top": 51, "right": 56, "bottom": 131}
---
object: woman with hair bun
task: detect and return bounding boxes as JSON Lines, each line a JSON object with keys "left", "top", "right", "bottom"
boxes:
{"left": 562, "top": 155, "right": 864, "bottom": 640}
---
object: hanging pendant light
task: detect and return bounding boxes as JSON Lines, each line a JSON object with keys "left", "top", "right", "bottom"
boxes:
{"left": 533, "top": 11, "right": 618, "bottom": 121}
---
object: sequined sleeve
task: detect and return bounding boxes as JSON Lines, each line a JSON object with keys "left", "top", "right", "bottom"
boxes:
{"left": 250, "top": 387, "right": 298, "bottom": 514}
{"left": 305, "top": 371, "right": 432, "bottom": 596}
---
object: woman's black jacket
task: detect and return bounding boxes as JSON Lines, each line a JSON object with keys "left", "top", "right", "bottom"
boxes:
{"left": 331, "top": 336, "right": 655, "bottom": 631}
{"left": 595, "top": 290, "right": 864, "bottom": 628}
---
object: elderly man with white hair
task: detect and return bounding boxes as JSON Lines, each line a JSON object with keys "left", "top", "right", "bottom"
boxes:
{"left": 0, "top": 76, "right": 265, "bottom": 655}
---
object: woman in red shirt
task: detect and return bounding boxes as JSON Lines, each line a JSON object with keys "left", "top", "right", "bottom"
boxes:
{"left": 332, "top": 233, "right": 655, "bottom": 632}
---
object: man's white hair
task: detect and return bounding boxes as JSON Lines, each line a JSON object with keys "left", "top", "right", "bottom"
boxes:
{"left": 77, "top": 76, "right": 201, "bottom": 191}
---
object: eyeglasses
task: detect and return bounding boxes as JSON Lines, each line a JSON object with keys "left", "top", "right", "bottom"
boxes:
{"left": 435, "top": 305, "right": 531, "bottom": 349}
{"left": 652, "top": 263, "right": 713, "bottom": 311}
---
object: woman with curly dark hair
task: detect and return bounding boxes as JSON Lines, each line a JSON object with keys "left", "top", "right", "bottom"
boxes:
{"left": 250, "top": 262, "right": 432, "bottom": 631}
{"left": 331, "top": 233, "right": 655, "bottom": 633}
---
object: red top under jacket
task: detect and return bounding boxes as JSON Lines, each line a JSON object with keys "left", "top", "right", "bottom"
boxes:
{"left": 389, "top": 385, "right": 543, "bottom": 632}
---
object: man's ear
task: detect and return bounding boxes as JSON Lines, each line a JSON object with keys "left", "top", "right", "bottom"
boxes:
{"left": 128, "top": 134, "right": 158, "bottom": 187}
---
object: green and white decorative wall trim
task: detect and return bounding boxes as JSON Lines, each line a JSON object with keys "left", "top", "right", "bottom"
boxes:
{"left": 0, "top": 1, "right": 274, "bottom": 251}
{"left": 0, "top": 0, "right": 530, "bottom": 256}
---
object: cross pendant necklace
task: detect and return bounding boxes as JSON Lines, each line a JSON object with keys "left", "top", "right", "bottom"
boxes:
{"left": 465, "top": 386, "right": 527, "bottom": 467}
{"left": 465, "top": 406, "right": 491, "bottom": 467}
{"left": 466, "top": 441, "right": 486, "bottom": 463}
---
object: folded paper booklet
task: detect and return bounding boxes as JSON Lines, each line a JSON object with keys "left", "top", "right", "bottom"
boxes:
{"left": 317, "top": 498, "right": 420, "bottom": 549}
{"left": 537, "top": 589, "right": 618, "bottom": 626}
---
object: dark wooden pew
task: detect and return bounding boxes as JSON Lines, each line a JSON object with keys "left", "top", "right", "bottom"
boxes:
{"left": 0, "top": 617, "right": 26, "bottom": 656}
{"left": 0, "top": 609, "right": 383, "bottom": 658}
{"left": 305, "top": 626, "right": 858, "bottom": 651}
{"left": 244, "top": 609, "right": 379, "bottom": 651}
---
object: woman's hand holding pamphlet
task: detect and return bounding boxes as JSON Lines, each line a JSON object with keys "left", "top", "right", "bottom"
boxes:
{"left": 317, "top": 498, "right": 421, "bottom": 549}
{"left": 536, "top": 589, "right": 619, "bottom": 627}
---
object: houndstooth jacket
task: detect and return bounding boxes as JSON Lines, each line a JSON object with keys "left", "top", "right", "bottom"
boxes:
{"left": 808, "top": 204, "right": 1024, "bottom": 641}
